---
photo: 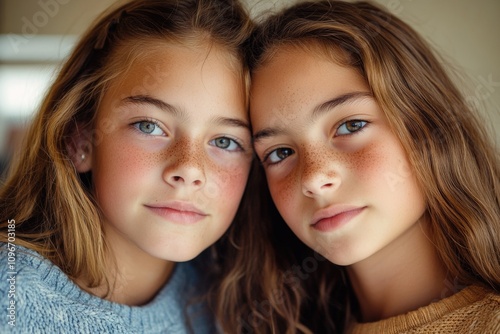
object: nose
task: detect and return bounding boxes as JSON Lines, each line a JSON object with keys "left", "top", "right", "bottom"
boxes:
{"left": 163, "top": 140, "right": 206, "bottom": 189}
{"left": 165, "top": 168, "right": 205, "bottom": 188}
{"left": 300, "top": 149, "right": 341, "bottom": 198}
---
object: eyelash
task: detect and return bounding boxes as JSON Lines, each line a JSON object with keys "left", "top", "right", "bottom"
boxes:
{"left": 261, "top": 119, "right": 369, "bottom": 166}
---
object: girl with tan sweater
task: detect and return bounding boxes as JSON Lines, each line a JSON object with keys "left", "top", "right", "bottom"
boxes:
{"left": 223, "top": 1, "right": 500, "bottom": 332}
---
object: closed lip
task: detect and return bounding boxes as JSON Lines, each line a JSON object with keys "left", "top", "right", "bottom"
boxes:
{"left": 144, "top": 201, "right": 207, "bottom": 216}
{"left": 311, "top": 204, "right": 365, "bottom": 226}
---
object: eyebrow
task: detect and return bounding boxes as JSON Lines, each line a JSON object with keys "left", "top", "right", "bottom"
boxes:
{"left": 121, "top": 94, "right": 249, "bottom": 130}
{"left": 312, "top": 91, "right": 372, "bottom": 118}
{"left": 253, "top": 91, "right": 372, "bottom": 143}
{"left": 253, "top": 127, "right": 286, "bottom": 143}
{"left": 212, "top": 116, "right": 250, "bottom": 130}
{"left": 121, "top": 95, "right": 183, "bottom": 117}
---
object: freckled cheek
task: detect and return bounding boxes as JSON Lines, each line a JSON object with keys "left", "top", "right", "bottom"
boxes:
{"left": 346, "top": 140, "right": 416, "bottom": 197}
{"left": 210, "top": 161, "right": 250, "bottom": 200}
{"left": 344, "top": 142, "right": 387, "bottom": 182}
{"left": 93, "top": 140, "right": 157, "bottom": 196}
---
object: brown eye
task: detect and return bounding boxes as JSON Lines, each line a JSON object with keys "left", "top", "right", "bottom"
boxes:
{"left": 336, "top": 120, "right": 368, "bottom": 136}
{"left": 266, "top": 147, "right": 295, "bottom": 164}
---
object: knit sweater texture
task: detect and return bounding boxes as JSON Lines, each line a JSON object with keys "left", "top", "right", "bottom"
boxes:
{"left": 347, "top": 285, "right": 500, "bottom": 333}
{"left": 0, "top": 244, "right": 216, "bottom": 333}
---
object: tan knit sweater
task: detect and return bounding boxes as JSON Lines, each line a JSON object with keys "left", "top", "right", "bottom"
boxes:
{"left": 347, "top": 285, "right": 500, "bottom": 333}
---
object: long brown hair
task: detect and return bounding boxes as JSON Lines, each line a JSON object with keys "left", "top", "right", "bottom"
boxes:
{"left": 235, "top": 0, "right": 500, "bottom": 331}
{"left": 0, "top": 0, "right": 252, "bottom": 295}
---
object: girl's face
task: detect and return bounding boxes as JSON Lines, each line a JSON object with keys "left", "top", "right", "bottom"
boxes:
{"left": 250, "top": 45, "right": 427, "bottom": 266}
{"left": 89, "top": 43, "right": 252, "bottom": 262}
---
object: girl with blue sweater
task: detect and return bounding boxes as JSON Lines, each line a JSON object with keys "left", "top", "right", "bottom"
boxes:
{"left": 0, "top": 0, "right": 254, "bottom": 332}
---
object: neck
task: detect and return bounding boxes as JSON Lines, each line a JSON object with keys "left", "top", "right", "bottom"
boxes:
{"left": 347, "top": 220, "right": 449, "bottom": 322}
{"left": 78, "top": 229, "right": 175, "bottom": 306}
{"left": 105, "top": 248, "right": 175, "bottom": 306}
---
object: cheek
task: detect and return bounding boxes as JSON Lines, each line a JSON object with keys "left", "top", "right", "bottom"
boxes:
{"left": 267, "top": 169, "right": 300, "bottom": 219}
{"left": 351, "top": 139, "right": 418, "bottom": 199}
{"left": 345, "top": 142, "right": 386, "bottom": 182}
{"left": 93, "top": 139, "right": 155, "bottom": 200}
{"left": 208, "top": 166, "right": 248, "bottom": 232}
{"left": 212, "top": 162, "right": 249, "bottom": 198}
{"left": 205, "top": 158, "right": 251, "bottom": 217}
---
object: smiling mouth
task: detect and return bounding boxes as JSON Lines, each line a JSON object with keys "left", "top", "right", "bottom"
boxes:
{"left": 311, "top": 206, "right": 366, "bottom": 232}
{"left": 145, "top": 202, "right": 207, "bottom": 224}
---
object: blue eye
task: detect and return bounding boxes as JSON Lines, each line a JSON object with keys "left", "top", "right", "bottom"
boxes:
{"left": 209, "top": 137, "right": 242, "bottom": 151}
{"left": 133, "top": 120, "right": 165, "bottom": 136}
{"left": 265, "top": 147, "right": 295, "bottom": 164}
{"left": 336, "top": 120, "right": 368, "bottom": 136}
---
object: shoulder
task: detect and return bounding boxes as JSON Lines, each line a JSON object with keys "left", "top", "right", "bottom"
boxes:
{"left": 0, "top": 244, "right": 53, "bottom": 298}
{"left": 347, "top": 285, "right": 500, "bottom": 334}
{"left": 409, "top": 285, "right": 500, "bottom": 333}
{"left": 0, "top": 244, "right": 71, "bottom": 331}
{"left": 460, "top": 286, "right": 500, "bottom": 332}
{"left": 0, "top": 244, "right": 129, "bottom": 333}
{"left": 0, "top": 245, "right": 216, "bottom": 333}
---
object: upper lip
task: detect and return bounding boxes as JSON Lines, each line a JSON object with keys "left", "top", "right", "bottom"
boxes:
{"left": 311, "top": 204, "right": 365, "bottom": 226}
{"left": 145, "top": 201, "right": 207, "bottom": 216}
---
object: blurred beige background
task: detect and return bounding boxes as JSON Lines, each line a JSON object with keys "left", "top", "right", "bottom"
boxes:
{"left": 0, "top": 0, "right": 499, "bottom": 175}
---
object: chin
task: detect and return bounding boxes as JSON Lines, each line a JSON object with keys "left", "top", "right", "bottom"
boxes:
{"left": 169, "top": 254, "right": 201, "bottom": 262}
{"left": 164, "top": 249, "right": 205, "bottom": 263}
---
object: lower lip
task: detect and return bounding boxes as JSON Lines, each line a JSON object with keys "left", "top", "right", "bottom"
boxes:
{"left": 312, "top": 207, "right": 365, "bottom": 232}
{"left": 147, "top": 207, "right": 206, "bottom": 224}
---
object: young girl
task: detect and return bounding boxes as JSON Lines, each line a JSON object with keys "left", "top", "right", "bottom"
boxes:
{"left": 0, "top": 0, "right": 254, "bottom": 332}
{"left": 243, "top": 0, "right": 500, "bottom": 332}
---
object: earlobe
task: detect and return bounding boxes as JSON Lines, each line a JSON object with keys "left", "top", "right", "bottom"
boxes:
{"left": 66, "top": 123, "right": 93, "bottom": 173}
{"left": 74, "top": 151, "right": 92, "bottom": 173}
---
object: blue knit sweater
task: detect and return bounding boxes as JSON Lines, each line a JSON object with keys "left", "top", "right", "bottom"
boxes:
{"left": 0, "top": 244, "right": 216, "bottom": 333}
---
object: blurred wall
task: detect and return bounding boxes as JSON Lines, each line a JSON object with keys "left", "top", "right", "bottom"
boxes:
{"left": 0, "top": 0, "right": 499, "bottom": 175}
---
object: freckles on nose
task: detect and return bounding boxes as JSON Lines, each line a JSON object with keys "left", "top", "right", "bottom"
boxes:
{"left": 300, "top": 144, "right": 345, "bottom": 179}
{"left": 160, "top": 138, "right": 206, "bottom": 169}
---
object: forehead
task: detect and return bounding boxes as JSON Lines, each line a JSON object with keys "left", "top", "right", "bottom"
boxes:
{"left": 259, "top": 40, "right": 350, "bottom": 69}
{"left": 250, "top": 44, "right": 368, "bottom": 126}
{"left": 251, "top": 42, "right": 361, "bottom": 95}
{"left": 99, "top": 42, "right": 245, "bottom": 111}
{"left": 96, "top": 40, "right": 247, "bottom": 121}
{"left": 110, "top": 39, "right": 239, "bottom": 85}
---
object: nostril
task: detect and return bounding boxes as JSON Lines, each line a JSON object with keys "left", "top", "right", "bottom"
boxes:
{"left": 165, "top": 168, "right": 205, "bottom": 188}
